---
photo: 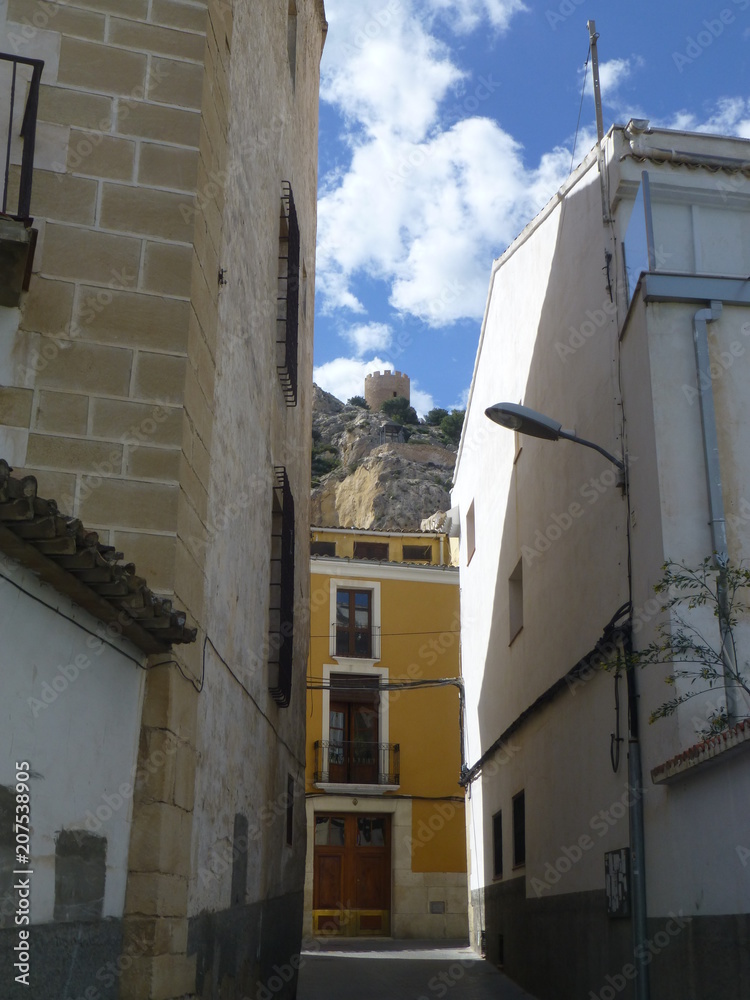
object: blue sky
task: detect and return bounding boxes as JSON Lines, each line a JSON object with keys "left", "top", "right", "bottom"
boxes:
{"left": 312, "top": 0, "right": 750, "bottom": 414}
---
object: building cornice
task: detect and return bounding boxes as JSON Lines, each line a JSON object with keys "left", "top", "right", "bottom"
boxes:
{"left": 310, "top": 557, "right": 459, "bottom": 584}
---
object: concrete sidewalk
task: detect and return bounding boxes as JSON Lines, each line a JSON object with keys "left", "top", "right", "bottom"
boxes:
{"left": 296, "top": 939, "right": 539, "bottom": 1000}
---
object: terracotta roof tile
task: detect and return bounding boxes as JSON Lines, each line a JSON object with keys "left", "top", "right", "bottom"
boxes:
{"left": 0, "top": 460, "right": 196, "bottom": 653}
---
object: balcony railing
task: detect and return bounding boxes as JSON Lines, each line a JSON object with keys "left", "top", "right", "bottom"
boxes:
{"left": 331, "top": 623, "right": 381, "bottom": 660}
{"left": 276, "top": 180, "right": 299, "bottom": 407}
{"left": 1, "top": 52, "right": 44, "bottom": 221}
{"left": 313, "top": 740, "right": 400, "bottom": 786}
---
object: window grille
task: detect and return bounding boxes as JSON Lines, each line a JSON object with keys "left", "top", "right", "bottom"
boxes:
{"left": 269, "top": 467, "right": 295, "bottom": 706}
{"left": 277, "top": 181, "right": 300, "bottom": 406}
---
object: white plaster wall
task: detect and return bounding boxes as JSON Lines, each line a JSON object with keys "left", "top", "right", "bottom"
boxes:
{"left": 454, "top": 150, "right": 630, "bottom": 900}
{"left": 623, "top": 287, "right": 750, "bottom": 918}
{"left": 455, "top": 126, "right": 750, "bottom": 923}
{"left": 0, "top": 562, "right": 145, "bottom": 921}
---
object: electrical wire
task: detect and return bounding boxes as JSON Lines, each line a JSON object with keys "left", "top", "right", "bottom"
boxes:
{"left": 570, "top": 45, "right": 591, "bottom": 176}
{"left": 0, "top": 568, "right": 148, "bottom": 669}
{"left": 204, "top": 633, "right": 306, "bottom": 769}
{"left": 309, "top": 629, "right": 460, "bottom": 638}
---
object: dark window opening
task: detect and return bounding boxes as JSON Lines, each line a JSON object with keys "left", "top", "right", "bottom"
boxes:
{"left": 311, "top": 540, "right": 336, "bottom": 557}
{"left": 402, "top": 544, "right": 432, "bottom": 563}
{"left": 286, "top": 775, "right": 294, "bottom": 846}
{"left": 509, "top": 558, "right": 523, "bottom": 642}
{"left": 287, "top": 1, "right": 298, "bottom": 85}
{"left": 54, "top": 830, "right": 106, "bottom": 922}
{"left": 335, "top": 589, "right": 372, "bottom": 657}
{"left": 353, "top": 541, "right": 388, "bottom": 562}
{"left": 0, "top": 787, "right": 15, "bottom": 928}
{"left": 277, "top": 181, "right": 299, "bottom": 406}
{"left": 492, "top": 810, "right": 503, "bottom": 879}
{"left": 231, "top": 814, "right": 248, "bottom": 906}
{"left": 498, "top": 934, "right": 505, "bottom": 967}
{"left": 512, "top": 791, "right": 525, "bottom": 867}
{"left": 269, "top": 467, "right": 295, "bottom": 706}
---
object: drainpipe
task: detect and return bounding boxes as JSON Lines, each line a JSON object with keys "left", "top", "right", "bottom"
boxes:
{"left": 692, "top": 301, "right": 741, "bottom": 720}
{"left": 623, "top": 622, "right": 650, "bottom": 1000}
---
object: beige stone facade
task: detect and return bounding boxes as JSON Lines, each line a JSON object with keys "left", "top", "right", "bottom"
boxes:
{"left": 0, "top": 1, "right": 326, "bottom": 997}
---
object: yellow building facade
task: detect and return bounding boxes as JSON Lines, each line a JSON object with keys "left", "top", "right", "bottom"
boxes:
{"left": 304, "top": 527, "right": 468, "bottom": 939}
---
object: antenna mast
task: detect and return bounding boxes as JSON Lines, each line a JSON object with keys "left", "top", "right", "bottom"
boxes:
{"left": 587, "top": 19, "right": 611, "bottom": 223}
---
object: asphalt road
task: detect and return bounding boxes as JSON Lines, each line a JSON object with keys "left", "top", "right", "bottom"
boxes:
{"left": 296, "top": 940, "right": 539, "bottom": 1000}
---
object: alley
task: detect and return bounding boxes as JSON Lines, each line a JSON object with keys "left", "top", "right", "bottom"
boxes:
{"left": 296, "top": 940, "right": 538, "bottom": 1000}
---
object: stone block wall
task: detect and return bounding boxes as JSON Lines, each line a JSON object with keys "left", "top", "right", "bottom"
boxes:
{"left": 2, "top": 0, "right": 206, "bottom": 589}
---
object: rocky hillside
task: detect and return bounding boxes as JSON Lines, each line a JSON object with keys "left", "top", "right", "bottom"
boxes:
{"left": 311, "top": 385, "right": 457, "bottom": 531}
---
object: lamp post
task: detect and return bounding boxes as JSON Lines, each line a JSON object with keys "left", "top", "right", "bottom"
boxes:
{"left": 485, "top": 401, "right": 650, "bottom": 1000}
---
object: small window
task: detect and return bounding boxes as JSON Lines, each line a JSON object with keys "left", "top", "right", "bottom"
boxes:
{"left": 311, "top": 541, "right": 336, "bottom": 557}
{"left": 287, "top": 1, "right": 297, "bottom": 85}
{"left": 492, "top": 810, "right": 503, "bottom": 879}
{"left": 353, "top": 541, "right": 388, "bottom": 561}
{"left": 466, "top": 501, "right": 476, "bottom": 565}
{"left": 315, "top": 816, "right": 346, "bottom": 846}
{"left": 231, "top": 814, "right": 248, "bottom": 905}
{"left": 335, "top": 589, "right": 372, "bottom": 657}
{"left": 286, "top": 775, "right": 294, "bottom": 846}
{"left": 512, "top": 791, "right": 525, "bottom": 868}
{"left": 402, "top": 544, "right": 432, "bottom": 563}
{"left": 509, "top": 558, "right": 523, "bottom": 643}
{"left": 268, "top": 467, "right": 295, "bottom": 706}
{"left": 54, "top": 830, "right": 106, "bottom": 922}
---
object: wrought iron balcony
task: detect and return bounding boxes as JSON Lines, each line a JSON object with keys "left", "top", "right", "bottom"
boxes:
{"left": 1, "top": 52, "right": 43, "bottom": 307}
{"left": 313, "top": 740, "right": 400, "bottom": 786}
{"left": 1, "top": 52, "right": 43, "bottom": 221}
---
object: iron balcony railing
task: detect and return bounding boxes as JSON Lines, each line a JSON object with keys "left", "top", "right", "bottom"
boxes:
{"left": 313, "top": 740, "right": 400, "bottom": 786}
{"left": 331, "top": 623, "right": 382, "bottom": 660}
{"left": 1, "top": 52, "right": 44, "bottom": 221}
{"left": 276, "top": 180, "right": 299, "bottom": 407}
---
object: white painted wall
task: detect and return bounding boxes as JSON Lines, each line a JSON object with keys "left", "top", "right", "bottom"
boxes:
{"left": 455, "top": 124, "right": 750, "bottom": 922}
{"left": 0, "top": 561, "right": 145, "bottom": 921}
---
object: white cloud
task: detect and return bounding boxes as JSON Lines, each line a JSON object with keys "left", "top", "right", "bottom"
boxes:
{"left": 317, "top": 112, "right": 574, "bottom": 325}
{"left": 409, "top": 383, "right": 435, "bottom": 417}
{"left": 664, "top": 97, "right": 750, "bottom": 140}
{"left": 314, "top": 355, "right": 393, "bottom": 404}
{"left": 426, "top": 0, "right": 527, "bottom": 34}
{"left": 317, "top": 0, "right": 553, "bottom": 327}
{"left": 343, "top": 322, "right": 393, "bottom": 356}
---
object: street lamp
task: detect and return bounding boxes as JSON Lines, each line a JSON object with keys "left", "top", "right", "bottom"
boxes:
{"left": 484, "top": 400, "right": 649, "bottom": 1000}
{"left": 485, "top": 402, "right": 625, "bottom": 471}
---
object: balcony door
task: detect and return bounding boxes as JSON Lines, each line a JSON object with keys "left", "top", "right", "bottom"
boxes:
{"left": 329, "top": 676, "right": 379, "bottom": 784}
{"left": 313, "top": 814, "right": 391, "bottom": 936}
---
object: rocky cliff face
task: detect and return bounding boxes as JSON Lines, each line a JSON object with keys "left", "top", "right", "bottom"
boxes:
{"left": 311, "top": 385, "right": 456, "bottom": 530}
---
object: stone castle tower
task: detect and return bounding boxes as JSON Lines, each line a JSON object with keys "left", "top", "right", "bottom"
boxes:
{"left": 365, "top": 369, "right": 411, "bottom": 410}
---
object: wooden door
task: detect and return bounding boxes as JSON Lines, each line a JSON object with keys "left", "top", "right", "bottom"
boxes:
{"left": 313, "top": 814, "right": 390, "bottom": 936}
{"left": 328, "top": 700, "right": 379, "bottom": 785}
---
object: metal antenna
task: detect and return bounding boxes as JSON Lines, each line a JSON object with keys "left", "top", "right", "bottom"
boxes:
{"left": 587, "top": 19, "right": 611, "bottom": 224}
{"left": 588, "top": 19, "right": 604, "bottom": 143}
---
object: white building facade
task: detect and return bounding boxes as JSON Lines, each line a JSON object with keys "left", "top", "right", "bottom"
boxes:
{"left": 453, "top": 123, "right": 750, "bottom": 1000}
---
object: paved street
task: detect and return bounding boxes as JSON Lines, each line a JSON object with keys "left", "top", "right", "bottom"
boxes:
{"left": 297, "top": 939, "right": 538, "bottom": 1000}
